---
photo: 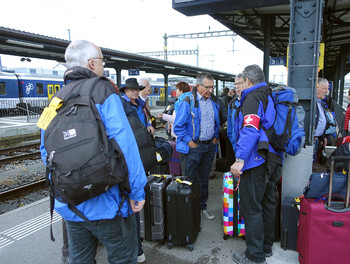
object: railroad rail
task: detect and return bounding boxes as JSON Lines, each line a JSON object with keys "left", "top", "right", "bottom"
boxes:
{"left": 0, "top": 151, "right": 41, "bottom": 165}
{"left": 0, "top": 142, "right": 40, "bottom": 155}
{"left": 0, "top": 179, "right": 47, "bottom": 202}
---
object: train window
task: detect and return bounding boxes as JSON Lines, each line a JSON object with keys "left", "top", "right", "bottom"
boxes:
{"left": 36, "top": 83, "right": 44, "bottom": 95}
{"left": 153, "top": 87, "right": 159, "bottom": 95}
{"left": 0, "top": 82, "right": 6, "bottom": 95}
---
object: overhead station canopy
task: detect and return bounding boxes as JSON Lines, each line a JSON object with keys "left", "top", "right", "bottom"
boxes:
{"left": 173, "top": 0, "right": 350, "bottom": 78}
{"left": 0, "top": 26, "right": 235, "bottom": 82}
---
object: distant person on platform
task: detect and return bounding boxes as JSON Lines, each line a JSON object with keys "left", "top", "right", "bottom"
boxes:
{"left": 40, "top": 39, "right": 146, "bottom": 264}
{"left": 220, "top": 87, "right": 231, "bottom": 110}
{"left": 314, "top": 77, "right": 329, "bottom": 164}
{"left": 121, "top": 78, "right": 155, "bottom": 136}
{"left": 344, "top": 89, "right": 350, "bottom": 136}
{"left": 139, "top": 78, "right": 153, "bottom": 122}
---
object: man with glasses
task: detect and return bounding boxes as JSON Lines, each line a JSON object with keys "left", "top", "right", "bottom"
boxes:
{"left": 231, "top": 65, "right": 282, "bottom": 264}
{"left": 139, "top": 78, "right": 156, "bottom": 129}
{"left": 40, "top": 40, "right": 146, "bottom": 264}
{"left": 174, "top": 72, "right": 221, "bottom": 220}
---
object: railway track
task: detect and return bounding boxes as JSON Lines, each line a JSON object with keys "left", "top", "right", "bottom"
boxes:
{"left": 0, "top": 179, "right": 47, "bottom": 202}
{"left": 0, "top": 142, "right": 41, "bottom": 165}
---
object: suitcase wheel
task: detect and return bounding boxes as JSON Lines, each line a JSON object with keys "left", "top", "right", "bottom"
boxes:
{"left": 167, "top": 243, "right": 173, "bottom": 249}
{"left": 187, "top": 244, "right": 194, "bottom": 251}
{"left": 223, "top": 234, "right": 229, "bottom": 240}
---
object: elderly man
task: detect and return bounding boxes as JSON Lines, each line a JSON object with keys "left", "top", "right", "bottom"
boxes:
{"left": 121, "top": 78, "right": 154, "bottom": 137}
{"left": 313, "top": 77, "right": 329, "bottom": 164}
{"left": 231, "top": 65, "right": 283, "bottom": 264}
{"left": 174, "top": 72, "right": 221, "bottom": 220}
{"left": 40, "top": 40, "right": 146, "bottom": 264}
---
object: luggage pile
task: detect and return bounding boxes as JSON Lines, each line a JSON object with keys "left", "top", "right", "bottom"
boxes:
{"left": 297, "top": 156, "right": 350, "bottom": 264}
{"left": 140, "top": 174, "right": 201, "bottom": 251}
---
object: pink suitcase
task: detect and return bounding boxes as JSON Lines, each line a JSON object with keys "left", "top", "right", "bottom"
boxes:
{"left": 168, "top": 140, "right": 182, "bottom": 176}
{"left": 297, "top": 156, "right": 350, "bottom": 264}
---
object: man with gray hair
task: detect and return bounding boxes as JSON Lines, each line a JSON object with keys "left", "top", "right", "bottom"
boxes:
{"left": 40, "top": 40, "right": 146, "bottom": 264}
{"left": 230, "top": 65, "right": 283, "bottom": 264}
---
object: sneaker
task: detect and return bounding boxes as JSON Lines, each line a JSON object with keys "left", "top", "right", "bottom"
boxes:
{"left": 137, "top": 253, "right": 146, "bottom": 263}
{"left": 201, "top": 209, "right": 215, "bottom": 220}
{"left": 264, "top": 251, "right": 273, "bottom": 257}
{"left": 210, "top": 172, "right": 216, "bottom": 179}
{"left": 232, "top": 253, "right": 267, "bottom": 264}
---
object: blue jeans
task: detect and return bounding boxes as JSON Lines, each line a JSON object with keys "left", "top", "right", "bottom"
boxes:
{"left": 185, "top": 142, "right": 216, "bottom": 210}
{"left": 65, "top": 214, "right": 138, "bottom": 264}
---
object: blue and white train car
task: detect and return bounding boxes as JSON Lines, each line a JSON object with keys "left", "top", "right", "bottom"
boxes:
{"left": 0, "top": 71, "right": 20, "bottom": 110}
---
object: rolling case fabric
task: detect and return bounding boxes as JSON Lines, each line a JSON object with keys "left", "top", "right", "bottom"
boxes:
{"left": 165, "top": 177, "right": 201, "bottom": 251}
{"left": 297, "top": 156, "right": 350, "bottom": 264}
{"left": 222, "top": 172, "right": 245, "bottom": 239}
{"left": 140, "top": 174, "right": 172, "bottom": 241}
{"left": 168, "top": 140, "right": 182, "bottom": 176}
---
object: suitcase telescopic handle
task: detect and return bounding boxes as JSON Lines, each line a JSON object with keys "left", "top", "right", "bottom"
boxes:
{"left": 329, "top": 156, "right": 350, "bottom": 208}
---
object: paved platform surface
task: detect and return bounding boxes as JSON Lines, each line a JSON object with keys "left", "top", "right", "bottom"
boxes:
{"left": 0, "top": 172, "right": 299, "bottom": 264}
{"left": 0, "top": 107, "right": 299, "bottom": 264}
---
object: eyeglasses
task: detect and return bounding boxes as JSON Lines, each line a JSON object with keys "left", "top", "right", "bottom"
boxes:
{"left": 234, "top": 82, "right": 244, "bottom": 85}
{"left": 201, "top": 84, "right": 215, "bottom": 90}
{"left": 88, "top": 57, "right": 106, "bottom": 66}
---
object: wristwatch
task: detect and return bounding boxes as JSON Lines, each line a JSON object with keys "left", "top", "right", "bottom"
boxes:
{"left": 236, "top": 158, "right": 245, "bottom": 163}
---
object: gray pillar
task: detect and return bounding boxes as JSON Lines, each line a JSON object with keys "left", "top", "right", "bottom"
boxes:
{"left": 263, "top": 15, "right": 272, "bottom": 83}
{"left": 115, "top": 67, "right": 122, "bottom": 89}
{"left": 333, "top": 57, "right": 340, "bottom": 103}
{"left": 287, "top": 0, "right": 324, "bottom": 145}
{"left": 164, "top": 73, "right": 169, "bottom": 106}
{"left": 339, "top": 45, "right": 347, "bottom": 106}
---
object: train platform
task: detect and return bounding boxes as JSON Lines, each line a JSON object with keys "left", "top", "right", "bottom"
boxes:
{"left": 0, "top": 171, "right": 299, "bottom": 264}
{"left": 0, "top": 105, "right": 299, "bottom": 264}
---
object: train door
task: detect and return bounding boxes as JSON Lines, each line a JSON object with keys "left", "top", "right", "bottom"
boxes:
{"left": 47, "top": 84, "right": 60, "bottom": 101}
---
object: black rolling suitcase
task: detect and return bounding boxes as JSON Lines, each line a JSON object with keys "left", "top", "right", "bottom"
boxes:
{"left": 140, "top": 174, "right": 172, "bottom": 241}
{"left": 165, "top": 176, "right": 201, "bottom": 251}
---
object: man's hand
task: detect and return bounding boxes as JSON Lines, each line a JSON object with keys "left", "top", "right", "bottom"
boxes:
{"left": 188, "top": 140, "right": 198, "bottom": 148}
{"left": 211, "top": 137, "right": 217, "bottom": 144}
{"left": 129, "top": 199, "right": 145, "bottom": 213}
{"left": 230, "top": 161, "right": 244, "bottom": 177}
{"left": 147, "top": 126, "right": 155, "bottom": 136}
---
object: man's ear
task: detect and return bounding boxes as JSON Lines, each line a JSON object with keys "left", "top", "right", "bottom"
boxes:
{"left": 87, "top": 59, "right": 95, "bottom": 72}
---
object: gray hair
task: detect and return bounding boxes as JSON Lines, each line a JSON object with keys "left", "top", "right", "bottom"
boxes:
{"left": 318, "top": 77, "right": 328, "bottom": 86}
{"left": 65, "top": 40, "right": 100, "bottom": 69}
{"left": 235, "top": 73, "right": 243, "bottom": 80}
{"left": 139, "top": 77, "right": 149, "bottom": 86}
{"left": 196, "top": 72, "right": 214, "bottom": 85}
{"left": 242, "top": 64, "right": 265, "bottom": 85}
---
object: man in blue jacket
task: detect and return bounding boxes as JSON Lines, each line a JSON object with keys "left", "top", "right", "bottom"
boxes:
{"left": 40, "top": 40, "right": 146, "bottom": 264}
{"left": 230, "top": 65, "right": 283, "bottom": 264}
{"left": 174, "top": 72, "right": 220, "bottom": 220}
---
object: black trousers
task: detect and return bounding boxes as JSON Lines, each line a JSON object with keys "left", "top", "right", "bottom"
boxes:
{"left": 239, "top": 162, "right": 282, "bottom": 262}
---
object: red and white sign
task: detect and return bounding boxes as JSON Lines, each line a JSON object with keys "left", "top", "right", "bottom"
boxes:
{"left": 243, "top": 114, "right": 260, "bottom": 130}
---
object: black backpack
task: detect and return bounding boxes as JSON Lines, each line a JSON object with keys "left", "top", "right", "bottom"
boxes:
{"left": 42, "top": 77, "right": 130, "bottom": 234}
{"left": 120, "top": 96, "right": 157, "bottom": 172}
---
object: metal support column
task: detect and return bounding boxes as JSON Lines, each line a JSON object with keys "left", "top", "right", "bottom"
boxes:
{"left": 287, "top": 0, "right": 324, "bottom": 145}
{"left": 164, "top": 73, "right": 169, "bottom": 106}
{"left": 339, "top": 45, "right": 347, "bottom": 106}
{"left": 333, "top": 57, "right": 340, "bottom": 103}
{"left": 281, "top": 0, "right": 325, "bottom": 251}
{"left": 115, "top": 67, "right": 122, "bottom": 89}
{"left": 263, "top": 15, "right": 272, "bottom": 82}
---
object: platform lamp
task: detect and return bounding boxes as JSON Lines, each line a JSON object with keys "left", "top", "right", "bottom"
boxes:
{"left": 20, "top": 57, "right": 31, "bottom": 62}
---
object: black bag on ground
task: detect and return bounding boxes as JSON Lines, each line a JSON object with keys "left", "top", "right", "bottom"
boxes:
{"left": 154, "top": 136, "right": 173, "bottom": 164}
{"left": 327, "top": 142, "right": 350, "bottom": 172}
{"left": 44, "top": 77, "right": 130, "bottom": 207}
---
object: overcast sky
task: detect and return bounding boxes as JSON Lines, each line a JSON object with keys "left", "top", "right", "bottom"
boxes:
{"left": 0, "top": 0, "right": 287, "bottom": 82}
